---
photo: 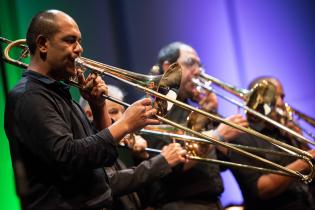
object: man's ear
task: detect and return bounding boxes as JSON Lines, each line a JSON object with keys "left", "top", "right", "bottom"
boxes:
{"left": 162, "top": 61, "right": 170, "bottom": 73}
{"left": 36, "top": 35, "right": 48, "bottom": 54}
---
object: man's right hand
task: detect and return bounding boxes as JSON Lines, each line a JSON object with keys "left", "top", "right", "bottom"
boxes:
{"left": 109, "top": 98, "right": 160, "bottom": 142}
{"left": 120, "top": 98, "right": 160, "bottom": 133}
{"left": 161, "top": 143, "right": 187, "bottom": 167}
{"left": 215, "top": 114, "right": 248, "bottom": 142}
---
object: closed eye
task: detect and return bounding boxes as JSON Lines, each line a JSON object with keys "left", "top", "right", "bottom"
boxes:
{"left": 63, "top": 36, "right": 80, "bottom": 44}
{"left": 108, "top": 109, "right": 118, "bottom": 115}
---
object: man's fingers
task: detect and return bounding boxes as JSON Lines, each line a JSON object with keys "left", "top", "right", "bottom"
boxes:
{"left": 145, "top": 118, "right": 160, "bottom": 125}
{"left": 77, "top": 71, "right": 85, "bottom": 85}
{"left": 178, "top": 149, "right": 187, "bottom": 162}
{"left": 145, "top": 105, "right": 154, "bottom": 111}
{"left": 145, "top": 109, "right": 157, "bottom": 118}
{"left": 140, "top": 98, "right": 153, "bottom": 106}
{"left": 242, "top": 121, "right": 249, "bottom": 128}
{"left": 83, "top": 73, "right": 98, "bottom": 88}
{"left": 93, "top": 75, "right": 104, "bottom": 85}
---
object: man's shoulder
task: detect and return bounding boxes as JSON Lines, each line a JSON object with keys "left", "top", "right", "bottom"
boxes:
{"left": 8, "top": 77, "right": 54, "bottom": 106}
{"left": 11, "top": 74, "right": 47, "bottom": 90}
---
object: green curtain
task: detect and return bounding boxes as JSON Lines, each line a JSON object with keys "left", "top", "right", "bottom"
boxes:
{"left": 0, "top": 0, "right": 23, "bottom": 209}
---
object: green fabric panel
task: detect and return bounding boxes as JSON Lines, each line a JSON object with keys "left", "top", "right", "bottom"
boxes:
{"left": 0, "top": 0, "right": 22, "bottom": 209}
{"left": 0, "top": 5, "right": 22, "bottom": 210}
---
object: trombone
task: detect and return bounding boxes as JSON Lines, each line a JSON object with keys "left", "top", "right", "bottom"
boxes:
{"left": 140, "top": 128, "right": 305, "bottom": 175}
{"left": 140, "top": 127, "right": 301, "bottom": 158}
{"left": 1, "top": 37, "right": 314, "bottom": 182}
{"left": 286, "top": 104, "right": 315, "bottom": 127}
{"left": 195, "top": 71, "right": 315, "bottom": 145}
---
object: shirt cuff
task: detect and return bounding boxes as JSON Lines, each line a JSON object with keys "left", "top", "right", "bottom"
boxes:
{"left": 203, "top": 129, "right": 225, "bottom": 142}
{"left": 151, "top": 154, "right": 172, "bottom": 177}
{"left": 98, "top": 128, "right": 116, "bottom": 146}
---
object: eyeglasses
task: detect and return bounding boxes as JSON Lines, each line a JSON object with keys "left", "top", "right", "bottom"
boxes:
{"left": 179, "top": 57, "right": 203, "bottom": 70}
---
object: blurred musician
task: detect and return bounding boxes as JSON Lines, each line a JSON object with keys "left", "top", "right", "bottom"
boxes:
{"left": 80, "top": 85, "right": 187, "bottom": 210}
{"left": 226, "top": 76, "right": 315, "bottom": 210}
{"left": 144, "top": 42, "right": 247, "bottom": 210}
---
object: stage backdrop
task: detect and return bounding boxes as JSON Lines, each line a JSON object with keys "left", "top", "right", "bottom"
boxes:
{"left": 1, "top": 0, "right": 315, "bottom": 209}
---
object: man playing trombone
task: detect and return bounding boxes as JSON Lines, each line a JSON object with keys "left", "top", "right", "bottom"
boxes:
{"left": 4, "top": 10, "right": 161, "bottom": 210}
{"left": 145, "top": 42, "right": 248, "bottom": 210}
{"left": 226, "top": 76, "right": 315, "bottom": 210}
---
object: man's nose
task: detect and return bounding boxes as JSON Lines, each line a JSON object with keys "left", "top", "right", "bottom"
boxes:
{"left": 74, "top": 41, "right": 83, "bottom": 55}
{"left": 193, "top": 66, "right": 201, "bottom": 76}
{"left": 276, "top": 97, "right": 285, "bottom": 108}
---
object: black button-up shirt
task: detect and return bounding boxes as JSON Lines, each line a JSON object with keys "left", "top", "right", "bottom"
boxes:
{"left": 5, "top": 70, "right": 118, "bottom": 210}
{"left": 145, "top": 102, "right": 224, "bottom": 207}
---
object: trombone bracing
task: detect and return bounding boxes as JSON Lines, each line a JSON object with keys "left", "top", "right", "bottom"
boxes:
{"left": 286, "top": 104, "right": 315, "bottom": 127}
{"left": 140, "top": 128, "right": 301, "bottom": 159}
{"left": 285, "top": 103, "right": 315, "bottom": 140}
{"left": 1, "top": 37, "right": 314, "bottom": 182}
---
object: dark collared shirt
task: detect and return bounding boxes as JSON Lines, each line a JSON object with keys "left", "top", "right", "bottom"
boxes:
{"left": 106, "top": 155, "right": 172, "bottom": 210}
{"left": 5, "top": 70, "right": 118, "bottom": 210}
{"left": 145, "top": 102, "right": 224, "bottom": 209}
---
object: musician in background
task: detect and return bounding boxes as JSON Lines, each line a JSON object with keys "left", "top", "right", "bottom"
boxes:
{"left": 80, "top": 84, "right": 187, "bottom": 210}
{"left": 144, "top": 42, "right": 248, "bottom": 210}
{"left": 226, "top": 76, "right": 315, "bottom": 210}
{"left": 248, "top": 76, "right": 308, "bottom": 150}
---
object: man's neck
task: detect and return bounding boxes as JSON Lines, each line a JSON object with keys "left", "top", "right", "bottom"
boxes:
{"left": 28, "top": 58, "right": 63, "bottom": 81}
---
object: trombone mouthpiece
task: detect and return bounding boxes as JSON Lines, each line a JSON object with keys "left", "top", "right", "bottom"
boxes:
{"left": 74, "top": 57, "right": 83, "bottom": 65}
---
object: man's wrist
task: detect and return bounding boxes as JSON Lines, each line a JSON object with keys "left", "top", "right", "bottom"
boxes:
{"left": 212, "top": 129, "right": 225, "bottom": 141}
{"left": 89, "top": 100, "right": 106, "bottom": 110}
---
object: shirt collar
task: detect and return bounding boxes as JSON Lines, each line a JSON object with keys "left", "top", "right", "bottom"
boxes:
{"left": 23, "top": 70, "right": 71, "bottom": 91}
